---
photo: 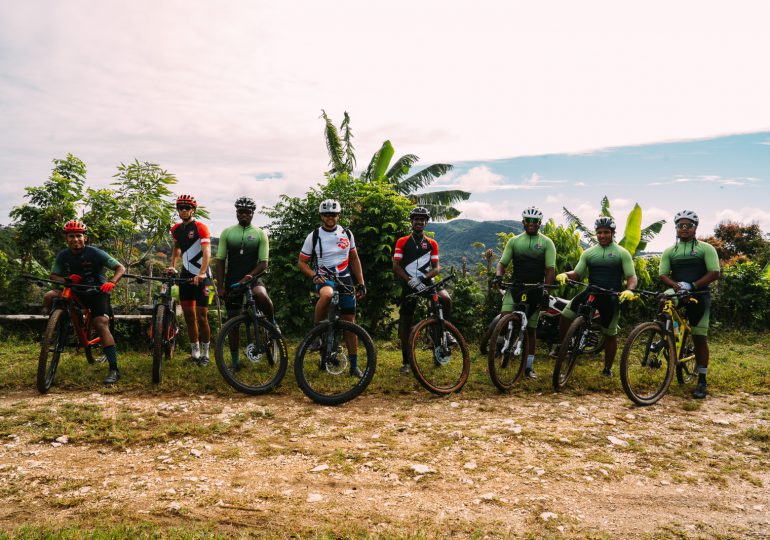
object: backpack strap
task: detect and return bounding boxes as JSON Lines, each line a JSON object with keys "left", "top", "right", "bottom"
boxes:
{"left": 311, "top": 227, "right": 322, "bottom": 271}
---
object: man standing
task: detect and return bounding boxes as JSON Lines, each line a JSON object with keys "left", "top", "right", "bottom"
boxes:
{"left": 216, "top": 196, "right": 273, "bottom": 319}
{"left": 46, "top": 220, "right": 126, "bottom": 383}
{"left": 168, "top": 194, "right": 212, "bottom": 366}
{"left": 393, "top": 207, "right": 452, "bottom": 375}
{"left": 556, "top": 216, "right": 637, "bottom": 376}
{"left": 658, "top": 210, "right": 720, "bottom": 399}
{"left": 491, "top": 206, "right": 556, "bottom": 379}
{"left": 298, "top": 199, "right": 366, "bottom": 377}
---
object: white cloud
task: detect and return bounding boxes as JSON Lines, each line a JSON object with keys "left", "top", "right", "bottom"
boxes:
{"left": 715, "top": 207, "right": 770, "bottom": 229}
{"left": 455, "top": 201, "right": 511, "bottom": 221}
{"left": 545, "top": 194, "right": 561, "bottom": 204}
{"left": 450, "top": 166, "right": 505, "bottom": 193}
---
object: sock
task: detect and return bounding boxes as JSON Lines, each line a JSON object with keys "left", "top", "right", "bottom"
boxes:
{"left": 103, "top": 345, "right": 118, "bottom": 371}
{"left": 349, "top": 354, "right": 358, "bottom": 371}
{"left": 191, "top": 342, "right": 200, "bottom": 359}
{"left": 202, "top": 342, "right": 210, "bottom": 357}
{"left": 230, "top": 349, "right": 239, "bottom": 366}
{"left": 526, "top": 354, "right": 535, "bottom": 369}
{"left": 697, "top": 366, "right": 707, "bottom": 384}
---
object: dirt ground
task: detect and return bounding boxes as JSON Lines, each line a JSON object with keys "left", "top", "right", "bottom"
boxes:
{"left": 1, "top": 389, "right": 769, "bottom": 539}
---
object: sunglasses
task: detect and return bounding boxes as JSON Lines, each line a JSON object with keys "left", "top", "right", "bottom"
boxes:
{"left": 523, "top": 218, "right": 541, "bottom": 224}
{"left": 176, "top": 205, "right": 193, "bottom": 211}
{"left": 321, "top": 212, "right": 339, "bottom": 218}
{"left": 236, "top": 208, "right": 254, "bottom": 214}
{"left": 676, "top": 223, "right": 695, "bottom": 230}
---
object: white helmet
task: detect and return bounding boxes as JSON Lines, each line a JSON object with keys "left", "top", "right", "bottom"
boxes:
{"left": 594, "top": 216, "right": 616, "bottom": 230}
{"left": 674, "top": 210, "right": 699, "bottom": 225}
{"left": 522, "top": 206, "right": 543, "bottom": 220}
{"left": 319, "top": 199, "right": 341, "bottom": 214}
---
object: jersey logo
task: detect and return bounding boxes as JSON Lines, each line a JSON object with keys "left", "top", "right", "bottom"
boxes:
{"left": 534, "top": 243, "right": 542, "bottom": 250}
{"left": 608, "top": 252, "right": 616, "bottom": 258}
{"left": 337, "top": 236, "right": 350, "bottom": 249}
{"left": 188, "top": 231, "right": 195, "bottom": 239}
{"left": 421, "top": 241, "right": 427, "bottom": 249}
{"left": 248, "top": 235, "right": 254, "bottom": 240}
{"left": 690, "top": 250, "right": 698, "bottom": 256}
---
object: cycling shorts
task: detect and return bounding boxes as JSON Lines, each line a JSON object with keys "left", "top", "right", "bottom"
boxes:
{"left": 665, "top": 289, "right": 711, "bottom": 336}
{"left": 179, "top": 279, "right": 211, "bottom": 308}
{"left": 74, "top": 292, "right": 112, "bottom": 319}
{"left": 316, "top": 275, "right": 356, "bottom": 315}
{"left": 224, "top": 278, "right": 266, "bottom": 316}
{"left": 501, "top": 287, "right": 542, "bottom": 329}
{"left": 562, "top": 290, "right": 620, "bottom": 336}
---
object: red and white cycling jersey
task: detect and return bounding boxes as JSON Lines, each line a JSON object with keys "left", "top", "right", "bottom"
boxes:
{"left": 171, "top": 220, "right": 211, "bottom": 277}
{"left": 299, "top": 225, "right": 356, "bottom": 276}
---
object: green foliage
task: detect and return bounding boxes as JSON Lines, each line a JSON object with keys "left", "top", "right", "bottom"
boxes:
{"left": 447, "top": 273, "right": 485, "bottom": 339}
{"left": 320, "top": 111, "right": 467, "bottom": 221}
{"left": 563, "top": 196, "right": 665, "bottom": 256}
{"left": 712, "top": 261, "right": 770, "bottom": 329}
{"left": 0, "top": 250, "right": 10, "bottom": 300}
{"left": 263, "top": 173, "right": 412, "bottom": 336}
{"left": 541, "top": 219, "right": 583, "bottom": 273}
{"left": 702, "top": 221, "right": 770, "bottom": 267}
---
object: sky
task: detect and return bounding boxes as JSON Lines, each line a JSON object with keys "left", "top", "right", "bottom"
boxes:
{"left": 1, "top": 0, "right": 769, "bottom": 252}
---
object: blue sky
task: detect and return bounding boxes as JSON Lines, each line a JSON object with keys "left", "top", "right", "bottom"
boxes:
{"left": 1, "top": 1, "right": 769, "bottom": 252}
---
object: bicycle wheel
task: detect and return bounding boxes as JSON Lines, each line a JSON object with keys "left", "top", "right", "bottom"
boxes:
{"left": 620, "top": 322, "right": 675, "bottom": 406}
{"left": 582, "top": 320, "right": 606, "bottom": 355}
{"left": 294, "top": 320, "right": 376, "bottom": 405}
{"left": 675, "top": 329, "right": 697, "bottom": 385}
{"left": 479, "top": 314, "right": 502, "bottom": 355}
{"left": 37, "top": 308, "right": 70, "bottom": 394}
{"left": 552, "top": 316, "right": 586, "bottom": 391}
{"left": 165, "top": 301, "right": 177, "bottom": 362}
{"left": 215, "top": 314, "right": 288, "bottom": 395}
{"left": 84, "top": 311, "right": 111, "bottom": 364}
{"left": 487, "top": 313, "right": 527, "bottom": 392}
{"left": 151, "top": 305, "right": 167, "bottom": 384}
{"left": 410, "top": 318, "right": 470, "bottom": 395}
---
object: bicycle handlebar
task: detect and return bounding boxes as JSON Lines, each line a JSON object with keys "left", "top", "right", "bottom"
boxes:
{"left": 405, "top": 274, "right": 456, "bottom": 299}
{"left": 22, "top": 274, "right": 104, "bottom": 293}
{"left": 228, "top": 271, "right": 268, "bottom": 291}
{"left": 565, "top": 279, "right": 620, "bottom": 296}
{"left": 123, "top": 273, "right": 192, "bottom": 285}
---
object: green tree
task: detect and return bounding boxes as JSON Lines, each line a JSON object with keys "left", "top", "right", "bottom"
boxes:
{"left": 702, "top": 221, "right": 770, "bottom": 267}
{"left": 264, "top": 173, "right": 413, "bottom": 336}
{"left": 321, "top": 111, "right": 469, "bottom": 221}
{"left": 541, "top": 219, "right": 584, "bottom": 273}
{"left": 562, "top": 196, "right": 665, "bottom": 256}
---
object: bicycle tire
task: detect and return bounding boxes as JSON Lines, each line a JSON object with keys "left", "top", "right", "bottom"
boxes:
{"left": 479, "top": 314, "right": 502, "bottom": 355}
{"left": 215, "top": 314, "right": 288, "bottom": 395}
{"left": 620, "top": 321, "right": 675, "bottom": 406}
{"left": 487, "top": 313, "right": 527, "bottom": 392}
{"left": 409, "top": 318, "right": 470, "bottom": 395}
{"left": 675, "top": 329, "right": 697, "bottom": 385}
{"left": 165, "top": 301, "right": 177, "bottom": 362}
{"left": 84, "top": 311, "right": 112, "bottom": 364}
{"left": 37, "top": 308, "right": 68, "bottom": 394}
{"left": 582, "top": 321, "right": 606, "bottom": 355}
{"left": 294, "top": 320, "right": 376, "bottom": 405}
{"left": 151, "top": 305, "right": 166, "bottom": 384}
{"left": 552, "top": 316, "right": 586, "bottom": 391}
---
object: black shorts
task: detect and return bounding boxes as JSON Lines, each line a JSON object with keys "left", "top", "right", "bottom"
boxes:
{"left": 565, "top": 290, "right": 620, "bottom": 334}
{"left": 74, "top": 292, "right": 111, "bottom": 318}
{"left": 179, "top": 279, "right": 211, "bottom": 307}
{"left": 399, "top": 280, "right": 443, "bottom": 317}
{"left": 224, "top": 278, "right": 265, "bottom": 315}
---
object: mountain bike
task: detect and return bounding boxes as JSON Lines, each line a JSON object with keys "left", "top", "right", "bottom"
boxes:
{"left": 24, "top": 275, "right": 113, "bottom": 393}
{"left": 214, "top": 273, "right": 288, "bottom": 395}
{"left": 294, "top": 274, "right": 376, "bottom": 405}
{"left": 124, "top": 273, "right": 188, "bottom": 384}
{"left": 486, "top": 282, "right": 557, "bottom": 392}
{"left": 619, "top": 290, "right": 703, "bottom": 406}
{"left": 407, "top": 275, "right": 470, "bottom": 395}
{"left": 552, "top": 280, "right": 618, "bottom": 391}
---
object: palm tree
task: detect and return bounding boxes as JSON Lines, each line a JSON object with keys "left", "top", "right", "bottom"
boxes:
{"left": 563, "top": 196, "right": 665, "bottom": 256}
{"left": 321, "top": 111, "right": 470, "bottom": 221}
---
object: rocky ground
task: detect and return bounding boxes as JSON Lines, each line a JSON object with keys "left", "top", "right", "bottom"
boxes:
{"left": 1, "top": 389, "right": 769, "bottom": 538}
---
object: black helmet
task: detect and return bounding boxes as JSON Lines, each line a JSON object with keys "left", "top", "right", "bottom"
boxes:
{"left": 234, "top": 196, "right": 257, "bottom": 211}
{"left": 409, "top": 207, "right": 430, "bottom": 220}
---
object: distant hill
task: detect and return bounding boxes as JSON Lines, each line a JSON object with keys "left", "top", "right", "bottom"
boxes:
{"left": 425, "top": 219, "right": 524, "bottom": 270}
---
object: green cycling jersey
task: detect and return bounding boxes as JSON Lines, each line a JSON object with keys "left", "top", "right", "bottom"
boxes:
{"left": 499, "top": 232, "right": 556, "bottom": 283}
{"left": 573, "top": 242, "right": 635, "bottom": 291}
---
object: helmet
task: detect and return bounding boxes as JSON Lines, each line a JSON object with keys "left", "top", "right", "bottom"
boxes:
{"left": 176, "top": 194, "right": 197, "bottom": 209}
{"left": 234, "top": 196, "right": 256, "bottom": 211}
{"left": 674, "top": 210, "right": 699, "bottom": 225}
{"left": 63, "top": 219, "right": 87, "bottom": 234}
{"left": 409, "top": 207, "right": 430, "bottom": 220}
{"left": 594, "top": 216, "right": 616, "bottom": 230}
{"left": 522, "top": 206, "right": 543, "bottom": 220}
{"left": 319, "top": 199, "right": 341, "bottom": 214}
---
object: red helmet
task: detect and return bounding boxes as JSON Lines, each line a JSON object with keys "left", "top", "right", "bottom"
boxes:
{"left": 63, "top": 220, "right": 88, "bottom": 234}
{"left": 176, "top": 194, "right": 197, "bottom": 208}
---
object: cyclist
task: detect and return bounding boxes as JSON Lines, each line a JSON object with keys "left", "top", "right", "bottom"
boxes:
{"left": 491, "top": 206, "right": 556, "bottom": 379}
{"left": 556, "top": 216, "right": 637, "bottom": 376}
{"left": 658, "top": 210, "right": 720, "bottom": 399}
{"left": 167, "top": 194, "right": 213, "bottom": 366}
{"left": 298, "top": 199, "right": 367, "bottom": 378}
{"left": 215, "top": 196, "right": 275, "bottom": 326}
{"left": 393, "top": 206, "right": 452, "bottom": 375}
{"left": 44, "top": 220, "right": 126, "bottom": 384}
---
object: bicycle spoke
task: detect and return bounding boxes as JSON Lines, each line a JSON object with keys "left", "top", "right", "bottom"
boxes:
{"left": 621, "top": 322, "right": 674, "bottom": 406}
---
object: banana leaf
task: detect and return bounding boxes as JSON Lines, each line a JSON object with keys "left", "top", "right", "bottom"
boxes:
{"left": 619, "top": 203, "right": 643, "bottom": 255}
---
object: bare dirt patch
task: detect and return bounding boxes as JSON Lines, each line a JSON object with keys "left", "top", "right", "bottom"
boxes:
{"left": 1, "top": 390, "right": 769, "bottom": 538}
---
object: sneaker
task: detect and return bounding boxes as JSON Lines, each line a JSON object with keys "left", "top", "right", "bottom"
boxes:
{"left": 191, "top": 343, "right": 201, "bottom": 361}
{"left": 400, "top": 364, "right": 411, "bottom": 375}
{"left": 549, "top": 346, "right": 560, "bottom": 359}
{"left": 350, "top": 366, "right": 364, "bottom": 378}
{"left": 228, "top": 363, "right": 242, "bottom": 374}
{"left": 196, "top": 355, "right": 210, "bottom": 367}
{"left": 692, "top": 382, "right": 708, "bottom": 399}
{"left": 601, "top": 367, "right": 613, "bottom": 377}
{"left": 524, "top": 367, "right": 538, "bottom": 380}
{"left": 104, "top": 369, "right": 120, "bottom": 384}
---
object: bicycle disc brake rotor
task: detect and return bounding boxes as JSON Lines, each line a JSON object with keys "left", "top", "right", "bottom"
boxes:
{"left": 245, "top": 343, "right": 263, "bottom": 363}
{"left": 324, "top": 347, "right": 348, "bottom": 375}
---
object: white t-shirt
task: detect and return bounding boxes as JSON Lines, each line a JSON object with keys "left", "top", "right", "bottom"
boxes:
{"left": 299, "top": 226, "right": 357, "bottom": 275}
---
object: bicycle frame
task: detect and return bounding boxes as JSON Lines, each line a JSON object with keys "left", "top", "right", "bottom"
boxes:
{"left": 655, "top": 295, "right": 697, "bottom": 363}
{"left": 57, "top": 288, "right": 99, "bottom": 349}
{"left": 407, "top": 275, "right": 457, "bottom": 359}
